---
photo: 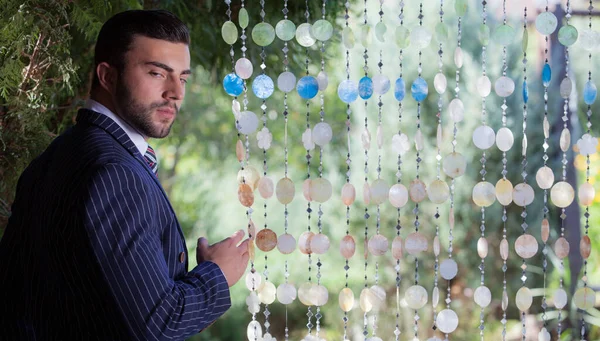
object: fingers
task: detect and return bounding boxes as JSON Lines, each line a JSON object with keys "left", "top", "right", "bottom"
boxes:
{"left": 237, "top": 238, "right": 249, "bottom": 253}
{"left": 229, "top": 229, "right": 245, "bottom": 246}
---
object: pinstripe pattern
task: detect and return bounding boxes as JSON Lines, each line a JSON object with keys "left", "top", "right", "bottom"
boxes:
{"left": 0, "top": 109, "right": 230, "bottom": 340}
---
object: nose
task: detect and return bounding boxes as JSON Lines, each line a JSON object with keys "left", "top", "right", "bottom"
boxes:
{"left": 164, "top": 76, "right": 185, "bottom": 101}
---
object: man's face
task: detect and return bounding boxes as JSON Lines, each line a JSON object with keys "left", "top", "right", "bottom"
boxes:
{"left": 114, "top": 35, "right": 191, "bottom": 139}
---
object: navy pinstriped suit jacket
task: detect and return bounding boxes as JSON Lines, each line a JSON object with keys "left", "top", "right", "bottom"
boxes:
{"left": 0, "top": 109, "right": 231, "bottom": 340}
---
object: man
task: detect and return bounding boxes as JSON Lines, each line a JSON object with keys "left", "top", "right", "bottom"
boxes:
{"left": 0, "top": 9, "right": 249, "bottom": 340}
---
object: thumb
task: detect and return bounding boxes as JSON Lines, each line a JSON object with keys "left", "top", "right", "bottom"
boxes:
{"left": 197, "top": 237, "right": 209, "bottom": 251}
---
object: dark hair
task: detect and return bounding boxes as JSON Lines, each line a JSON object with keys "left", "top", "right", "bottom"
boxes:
{"left": 91, "top": 9, "right": 190, "bottom": 90}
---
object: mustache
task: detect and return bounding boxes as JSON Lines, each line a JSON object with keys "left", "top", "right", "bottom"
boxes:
{"left": 151, "top": 101, "right": 179, "bottom": 113}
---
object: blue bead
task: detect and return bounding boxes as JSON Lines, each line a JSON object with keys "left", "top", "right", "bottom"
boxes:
{"left": 358, "top": 76, "right": 373, "bottom": 100}
{"left": 542, "top": 63, "right": 551, "bottom": 87}
{"left": 297, "top": 76, "right": 319, "bottom": 99}
{"left": 394, "top": 77, "right": 406, "bottom": 101}
{"left": 522, "top": 81, "right": 529, "bottom": 104}
{"left": 584, "top": 80, "right": 597, "bottom": 105}
{"left": 252, "top": 74, "right": 274, "bottom": 99}
{"left": 337, "top": 79, "right": 358, "bottom": 103}
{"left": 411, "top": 77, "right": 428, "bottom": 102}
{"left": 223, "top": 73, "right": 244, "bottom": 96}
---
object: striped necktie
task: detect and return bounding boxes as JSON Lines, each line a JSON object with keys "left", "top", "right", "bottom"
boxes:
{"left": 144, "top": 145, "right": 158, "bottom": 175}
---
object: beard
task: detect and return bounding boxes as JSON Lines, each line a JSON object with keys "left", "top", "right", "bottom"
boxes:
{"left": 114, "top": 76, "right": 177, "bottom": 139}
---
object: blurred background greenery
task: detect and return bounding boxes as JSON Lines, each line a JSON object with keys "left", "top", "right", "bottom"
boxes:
{"left": 1, "top": 0, "right": 599, "bottom": 340}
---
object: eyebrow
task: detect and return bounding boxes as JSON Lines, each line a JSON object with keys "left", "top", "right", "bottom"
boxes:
{"left": 145, "top": 61, "right": 192, "bottom": 75}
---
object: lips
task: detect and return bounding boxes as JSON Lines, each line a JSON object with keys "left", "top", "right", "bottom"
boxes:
{"left": 156, "top": 108, "right": 175, "bottom": 117}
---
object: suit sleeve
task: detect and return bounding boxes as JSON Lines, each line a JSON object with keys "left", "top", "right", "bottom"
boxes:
{"left": 79, "top": 163, "right": 230, "bottom": 340}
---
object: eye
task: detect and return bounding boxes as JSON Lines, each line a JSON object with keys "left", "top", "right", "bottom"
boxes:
{"left": 149, "top": 71, "right": 164, "bottom": 78}
{"left": 180, "top": 78, "right": 188, "bottom": 84}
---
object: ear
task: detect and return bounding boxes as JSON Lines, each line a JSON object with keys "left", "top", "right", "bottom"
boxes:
{"left": 96, "top": 62, "right": 118, "bottom": 94}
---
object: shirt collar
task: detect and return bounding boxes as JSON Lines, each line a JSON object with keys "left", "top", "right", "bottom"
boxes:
{"left": 84, "top": 99, "right": 149, "bottom": 156}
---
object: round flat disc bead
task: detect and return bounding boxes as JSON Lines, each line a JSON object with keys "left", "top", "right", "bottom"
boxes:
{"left": 473, "top": 125, "right": 495, "bottom": 150}
{"left": 258, "top": 280, "right": 276, "bottom": 304}
{"left": 338, "top": 79, "right": 359, "bottom": 103}
{"left": 409, "top": 179, "right": 427, "bottom": 203}
{"left": 515, "top": 234, "right": 538, "bottom": 259}
{"left": 298, "top": 282, "right": 314, "bottom": 306}
{"left": 277, "top": 283, "right": 297, "bottom": 305}
{"left": 342, "top": 26, "right": 355, "bottom": 48}
{"left": 277, "top": 233, "right": 296, "bottom": 254}
{"left": 368, "top": 234, "right": 389, "bottom": 256}
{"left": 392, "top": 236, "right": 403, "bottom": 260}
{"left": 516, "top": 287, "right": 533, "bottom": 311}
{"left": 550, "top": 181, "right": 575, "bottom": 208}
{"left": 370, "top": 179, "right": 389, "bottom": 205}
{"left": 277, "top": 72, "right": 296, "bottom": 93}
{"left": 580, "top": 29, "right": 600, "bottom": 52}
{"left": 539, "top": 328, "right": 551, "bottom": 341}
{"left": 275, "top": 19, "right": 296, "bottom": 41}
{"left": 375, "top": 22, "right": 387, "bottom": 42}
{"left": 448, "top": 98, "right": 464, "bottom": 122}
{"left": 339, "top": 288, "right": 355, "bottom": 312}
{"left": 584, "top": 81, "right": 597, "bottom": 105}
{"left": 513, "top": 183, "right": 534, "bottom": 206}
{"left": 477, "top": 76, "right": 492, "bottom": 97}
{"left": 554, "top": 237, "right": 570, "bottom": 259}
{"left": 372, "top": 74, "right": 391, "bottom": 95}
{"left": 235, "top": 58, "right": 253, "bottom": 79}
{"left": 389, "top": 184, "right": 409, "bottom": 208}
{"left": 223, "top": 73, "right": 244, "bottom": 96}
{"left": 296, "top": 23, "right": 316, "bottom": 47}
{"left": 440, "top": 259, "right": 458, "bottom": 280}
{"left": 238, "top": 8, "right": 249, "bottom": 29}
{"left": 493, "top": 24, "right": 515, "bottom": 46}
{"left": 411, "top": 77, "right": 428, "bottom": 102}
{"left": 573, "top": 287, "right": 595, "bottom": 310}
{"left": 252, "top": 74, "right": 274, "bottom": 99}
{"left": 276, "top": 177, "right": 295, "bottom": 204}
{"left": 247, "top": 321, "right": 263, "bottom": 341}
{"left": 553, "top": 288, "right": 568, "bottom": 309}
{"left": 474, "top": 286, "right": 492, "bottom": 308}
{"left": 428, "top": 179, "right": 449, "bottom": 204}
{"left": 340, "top": 235, "right": 356, "bottom": 259}
{"left": 495, "top": 179, "right": 514, "bottom": 206}
{"left": 310, "top": 233, "right": 330, "bottom": 254}
{"left": 579, "top": 182, "right": 596, "bottom": 206}
{"left": 405, "top": 232, "right": 428, "bottom": 255}
{"left": 252, "top": 22, "right": 275, "bottom": 46}
{"left": 238, "top": 184, "right": 254, "bottom": 207}
{"left": 472, "top": 181, "right": 496, "bottom": 207}
{"left": 536, "top": 11, "right": 558, "bottom": 35}
{"left": 560, "top": 77, "right": 572, "bottom": 98}
{"left": 312, "top": 122, "right": 332, "bottom": 147}
{"left": 394, "top": 77, "right": 406, "bottom": 101}
{"left": 297, "top": 76, "right": 319, "bottom": 99}
{"left": 311, "top": 19, "right": 333, "bottom": 41}
{"left": 496, "top": 127, "right": 514, "bottom": 151}
{"left": 395, "top": 26, "right": 410, "bottom": 48}
{"left": 341, "top": 183, "right": 356, "bottom": 206}
{"left": 298, "top": 231, "right": 314, "bottom": 254}
{"left": 245, "top": 272, "right": 264, "bottom": 291}
{"left": 558, "top": 25, "right": 578, "bottom": 46}
{"left": 494, "top": 76, "right": 515, "bottom": 97}
{"left": 410, "top": 26, "right": 432, "bottom": 50}
{"left": 238, "top": 166, "right": 260, "bottom": 190}
{"left": 359, "top": 76, "right": 374, "bottom": 100}
{"left": 443, "top": 152, "right": 467, "bottom": 178}
{"left": 405, "top": 285, "right": 428, "bottom": 309}
{"left": 221, "top": 21, "right": 238, "bottom": 45}
{"left": 256, "top": 228, "right": 277, "bottom": 252}
{"left": 437, "top": 309, "right": 459, "bottom": 333}
{"left": 317, "top": 71, "right": 328, "bottom": 91}
{"left": 237, "top": 111, "right": 259, "bottom": 134}
{"left": 434, "top": 73, "right": 447, "bottom": 94}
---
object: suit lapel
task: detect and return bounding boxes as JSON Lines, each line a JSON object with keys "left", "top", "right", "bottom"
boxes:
{"left": 76, "top": 109, "right": 188, "bottom": 262}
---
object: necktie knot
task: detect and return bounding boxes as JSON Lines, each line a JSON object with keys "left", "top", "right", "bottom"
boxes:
{"left": 144, "top": 145, "right": 158, "bottom": 175}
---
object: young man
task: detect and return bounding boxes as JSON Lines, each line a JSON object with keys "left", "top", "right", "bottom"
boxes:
{"left": 0, "top": 9, "right": 248, "bottom": 340}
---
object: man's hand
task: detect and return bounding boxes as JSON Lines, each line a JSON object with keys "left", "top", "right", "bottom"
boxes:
{"left": 196, "top": 230, "right": 249, "bottom": 287}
